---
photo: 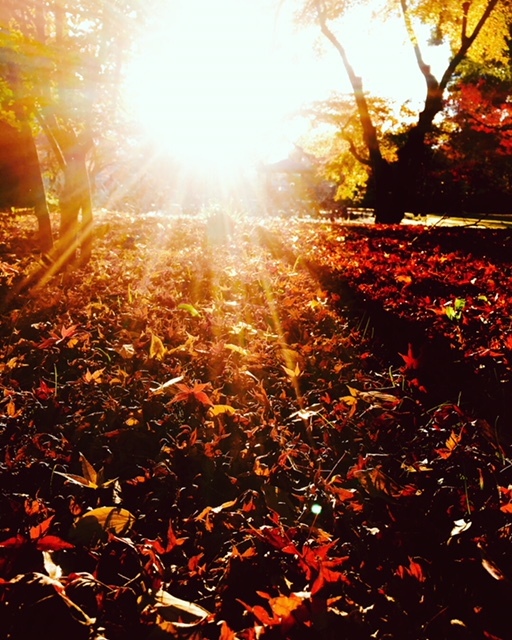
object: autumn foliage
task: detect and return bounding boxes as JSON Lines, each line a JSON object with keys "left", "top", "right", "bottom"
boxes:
{"left": 1, "top": 210, "right": 512, "bottom": 639}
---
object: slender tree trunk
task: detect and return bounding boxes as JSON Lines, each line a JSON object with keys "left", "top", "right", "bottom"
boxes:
{"left": 56, "top": 128, "right": 94, "bottom": 265}
{"left": 50, "top": 4, "right": 94, "bottom": 265}
{"left": 7, "top": 63, "right": 53, "bottom": 252}
{"left": 315, "top": 4, "right": 404, "bottom": 223}
{"left": 24, "top": 129, "right": 54, "bottom": 252}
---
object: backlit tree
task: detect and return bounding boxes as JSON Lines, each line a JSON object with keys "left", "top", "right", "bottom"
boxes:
{"left": 295, "top": 0, "right": 511, "bottom": 222}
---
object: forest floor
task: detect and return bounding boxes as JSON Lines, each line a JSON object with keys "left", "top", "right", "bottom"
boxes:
{"left": 1, "top": 209, "right": 512, "bottom": 640}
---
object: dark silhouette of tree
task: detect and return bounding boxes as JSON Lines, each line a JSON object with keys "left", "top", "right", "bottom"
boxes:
{"left": 296, "top": 0, "right": 509, "bottom": 222}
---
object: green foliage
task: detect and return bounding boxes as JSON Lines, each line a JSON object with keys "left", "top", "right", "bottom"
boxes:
{"left": 0, "top": 1, "right": 146, "bottom": 141}
{"left": 445, "top": 297, "right": 466, "bottom": 322}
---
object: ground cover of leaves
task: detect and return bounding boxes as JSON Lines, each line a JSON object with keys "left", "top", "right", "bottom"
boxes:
{"left": 295, "top": 220, "right": 512, "bottom": 382}
{"left": 289, "top": 220, "right": 512, "bottom": 432}
{"left": 1, "top": 210, "right": 512, "bottom": 640}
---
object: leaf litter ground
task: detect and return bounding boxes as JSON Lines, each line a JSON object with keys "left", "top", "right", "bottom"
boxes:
{"left": 1, "top": 210, "right": 512, "bottom": 639}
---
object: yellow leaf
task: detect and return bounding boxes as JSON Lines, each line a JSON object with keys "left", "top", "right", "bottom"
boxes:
{"left": 450, "top": 518, "right": 471, "bottom": 537}
{"left": 357, "top": 390, "right": 400, "bottom": 407}
{"left": 269, "top": 593, "right": 304, "bottom": 618}
{"left": 117, "top": 343, "right": 136, "bottom": 359}
{"left": 150, "top": 376, "right": 185, "bottom": 394}
{"left": 150, "top": 332, "right": 167, "bottom": 360}
{"left": 446, "top": 430, "right": 462, "bottom": 451}
{"left": 254, "top": 458, "right": 270, "bottom": 476}
{"left": 71, "top": 506, "right": 136, "bottom": 545}
{"left": 153, "top": 588, "right": 211, "bottom": 626}
{"left": 282, "top": 362, "right": 301, "bottom": 379}
{"left": 178, "top": 303, "right": 201, "bottom": 317}
{"left": 209, "top": 404, "right": 237, "bottom": 416}
{"left": 84, "top": 368, "right": 105, "bottom": 383}
{"left": 79, "top": 454, "right": 98, "bottom": 486}
{"left": 54, "top": 471, "right": 97, "bottom": 488}
{"left": 7, "top": 357, "right": 22, "bottom": 369}
{"left": 481, "top": 557, "right": 505, "bottom": 581}
{"left": 396, "top": 274, "right": 412, "bottom": 285}
{"left": 225, "top": 343, "right": 249, "bottom": 356}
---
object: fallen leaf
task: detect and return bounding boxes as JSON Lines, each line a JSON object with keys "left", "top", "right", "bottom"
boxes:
{"left": 150, "top": 332, "right": 167, "bottom": 360}
{"left": 152, "top": 588, "right": 211, "bottom": 626}
{"left": 71, "top": 506, "right": 135, "bottom": 544}
{"left": 450, "top": 519, "right": 472, "bottom": 537}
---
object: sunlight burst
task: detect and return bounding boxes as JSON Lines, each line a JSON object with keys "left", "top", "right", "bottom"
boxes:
{"left": 122, "top": 0, "right": 450, "bottom": 201}
{"left": 124, "top": 0, "right": 306, "bottom": 173}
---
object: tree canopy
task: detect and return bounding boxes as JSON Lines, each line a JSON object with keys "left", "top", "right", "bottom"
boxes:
{"left": 0, "top": 0, "right": 147, "bottom": 259}
{"left": 292, "top": 0, "right": 512, "bottom": 220}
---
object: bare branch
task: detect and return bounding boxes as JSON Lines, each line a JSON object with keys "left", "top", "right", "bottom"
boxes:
{"left": 399, "top": 0, "right": 426, "bottom": 69}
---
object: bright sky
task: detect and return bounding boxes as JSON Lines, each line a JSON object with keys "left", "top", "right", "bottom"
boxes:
{"left": 123, "top": 0, "right": 450, "bottom": 172}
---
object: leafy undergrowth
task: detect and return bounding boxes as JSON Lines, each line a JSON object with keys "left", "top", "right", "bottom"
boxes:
{"left": 1, "top": 210, "right": 512, "bottom": 640}
{"left": 278, "top": 219, "right": 512, "bottom": 432}
{"left": 292, "top": 221, "right": 512, "bottom": 382}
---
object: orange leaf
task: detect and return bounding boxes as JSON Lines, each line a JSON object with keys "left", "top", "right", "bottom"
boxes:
{"left": 397, "top": 557, "right": 426, "bottom": 582}
{"left": 236, "top": 599, "right": 278, "bottom": 626}
{"left": 219, "top": 621, "right": 237, "bottom": 640}
{"left": 500, "top": 503, "right": 512, "bottom": 513}
{"left": 329, "top": 485, "right": 356, "bottom": 501}
{"left": 194, "top": 390, "right": 213, "bottom": 406}
{"left": 0, "top": 534, "right": 26, "bottom": 548}
{"left": 6, "top": 401, "right": 17, "bottom": 417}
{"left": 407, "top": 557, "right": 426, "bottom": 582}
{"left": 446, "top": 430, "right": 462, "bottom": 451}
{"left": 164, "top": 520, "right": 187, "bottom": 552}
{"left": 269, "top": 593, "right": 304, "bottom": 618}
{"left": 29, "top": 515, "right": 54, "bottom": 541}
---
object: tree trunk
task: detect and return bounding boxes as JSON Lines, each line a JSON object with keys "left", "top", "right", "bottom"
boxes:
{"left": 372, "top": 136, "right": 431, "bottom": 224}
{"left": 315, "top": 0, "right": 501, "bottom": 224}
{"left": 25, "top": 130, "right": 54, "bottom": 253}
{"left": 6, "top": 63, "right": 53, "bottom": 252}
{"left": 58, "top": 130, "right": 94, "bottom": 265}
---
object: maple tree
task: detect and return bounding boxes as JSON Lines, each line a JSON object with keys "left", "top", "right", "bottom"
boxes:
{"left": 293, "top": 0, "right": 511, "bottom": 222}
{"left": 429, "top": 58, "right": 512, "bottom": 214}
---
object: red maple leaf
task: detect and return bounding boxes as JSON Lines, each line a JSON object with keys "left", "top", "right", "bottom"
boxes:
{"left": 170, "top": 381, "right": 213, "bottom": 406}
{"left": 396, "top": 556, "right": 426, "bottom": 582}
{"left": 399, "top": 343, "right": 421, "bottom": 371}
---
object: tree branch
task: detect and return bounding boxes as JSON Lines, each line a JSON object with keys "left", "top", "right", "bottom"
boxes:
{"left": 461, "top": 2, "right": 470, "bottom": 45}
{"left": 467, "top": 111, "right": 512, "bottom": 132}
{"left": 399, "top": 0, "right": 442, "bottom": 107}
{"left": 314, "top": 0, "right": 383, "bottom": 168}
{"left": 33, "top": 110, "right": 66, "bottom": 172}
{"left": 440, "top": 0, "right": 501, "bottom": 93}
{"left": 343, "top": 134, "right": 371, "bottom": 165}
